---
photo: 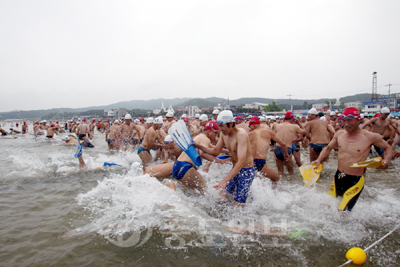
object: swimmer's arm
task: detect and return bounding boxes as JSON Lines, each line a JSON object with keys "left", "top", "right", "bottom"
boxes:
{"left": 304, "top": 123, "right": 311, "bottom": 140}
{"left": 327, "top": 124, "right": 335, "bottom": 140}
{"left": 371, "top": 133, "right": 392, "bottom": 168}
{"left": 193, "top": 136, "right": 224, "bottom": 156}
{"left": 361, "top": 118, "right": 376, "bottom": 129}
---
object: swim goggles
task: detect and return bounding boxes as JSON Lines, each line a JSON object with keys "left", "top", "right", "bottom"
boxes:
{"left": 339, "top": 114, "right": 359, "bottom": 119}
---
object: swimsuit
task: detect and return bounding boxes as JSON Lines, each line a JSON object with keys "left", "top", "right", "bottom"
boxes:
{"left": 22, "top": 131, "right": 26, "bottom": 134}
{"left": 46, "top": 136, "right": 53, "bottom": 139}
{"left": 107, "top": 139, "right": 115, "bottom": 144}
{"left": 374, "top": 137, "right": 389, "bottom": 155}
{"left": 328, "top": 170, "right": 365, "bottom": 211}
{"left": 172, "top": 161, "right": 195, "bottom": 180}
{"left": 253, "top": 159, "right": 266, "bottom": 172}
{"left": 274, "top": 146, "right": 292, "bottom": 161}
{"left": 1, "top": 133, "right": 7, "bottom": 136}
{"left": 310, "top": 143, "right": 328, "bottom": 154}
{"left": 78, "top": 134, "right": 86, "bottom": 140}
{"left": 137, "top": 146, "right": 150, "bottom": 155}
{"left": 130, "top": 138, "right": 139, "bottom": 145}
{"left": 81, "top": 141, "right": 94, "bottom": 148}
{"left": 225, "top": 167, "right": 256, "bottom": 203}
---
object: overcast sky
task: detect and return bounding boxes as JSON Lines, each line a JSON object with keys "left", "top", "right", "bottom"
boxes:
{"left": 1, "top": 0, "right": 399, "bottom": 112}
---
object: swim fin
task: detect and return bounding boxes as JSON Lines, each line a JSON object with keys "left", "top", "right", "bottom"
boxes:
{"left": 168, "top": 120, "right": 202, "bottom": 167}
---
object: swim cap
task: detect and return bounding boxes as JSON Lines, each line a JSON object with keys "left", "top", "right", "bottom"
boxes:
{"left": 373, "top": 113, "right": 381, "bottom": 118}
{"left": 146, "top": 117, "right": 154, "bottom": 124}
{"left": 166, "top": 111, "right": 174, "bottom": 118}
{"left": 247, "top": 115, "right": 252, "bottom": 119}
{"left": 204, "top": 121, "right": 218, "bottom": 131}
{"left": 82, "top": 118, "right": 86, "bottom": 122}
{"left": 381, "top": 107, "right": 390, "bottom": 114}
{"left": 212, "top": 109, "right": 220, "bottom": 115}
{"left": 183, "top": 118, "right": 190, "bottom": 122}
{"left": 125, "top": 114, "right": 132, "bottom": 120}
{"left": 320, "top": 116, "right": 326, "bottom": 121}
{"left": 140, "top": 117, "right": 145, "bottom": 121}
{"left": 360, "top": 114, "right": 364, "bottom": 119}
{"left": 235, "top": 115, "right": 244, "bottom": 122}
{"left": 327, "top": 110, "right": 331, "bottom": 113}
{"left": 50, "top": 123, "right": 55, "bottom": 127}
{"left": 342, "top": 107, "right": 361, "bottom": 119}
{"left": 134, "top": 119, "right": 139, "bottom": 124}
{"left": 330, "top": 111, "right": 336, "bottom": 116}
{"left": 43, "top": 120, "right": 47, "bottom": 123}
{"left": 217, "top": 110, "right": 234, "bottom": 124}
{"left": 164, "top": 135, "right": 173, "bottom": 142}
{"left": 259, "top": 116, "right": 266, "bottom": 122}
{"left": 199, "top": 114, "right": 208, "bottom": 122}
{"left": 63, "top": 136, "right": 70, "bottom": 141}
{"left": 270, "top": 116, "right": 276, "bottom": 121}
{"left": 114, "top": 120, "right": 120, "bottom": 124}
{"left": 35, "top": 121, "right": 39, "bottom": 124}
{"left": 308, "top": 108, "right": 317, "bottom": 115}
{"left": 285, "top": 112, "right": 294, "bottom": 119}
{"left": 154, "top": 116, "right": 163, "bottom": 124}
{"left": 249, "top": 116, "right": 260, "bottom": 125}
{"left": 195, "top": 113, "right": 200, "bottom": 118}
{"left": 92, "top": 119, "right": 95, "bottom": 122}
{"left": 317, "top": 112, "right": 324, "bottom": 117}
{"left": 181, "top": 114, "right": 187, "bottom": 118}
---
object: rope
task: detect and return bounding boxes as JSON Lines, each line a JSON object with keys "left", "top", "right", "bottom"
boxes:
{"left": 338, "top": 223, "right": 400, "bottom": 267}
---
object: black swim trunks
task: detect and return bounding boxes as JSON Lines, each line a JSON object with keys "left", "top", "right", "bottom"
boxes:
{"left": 78, "top": 134, "right": 86, "bottom": 140}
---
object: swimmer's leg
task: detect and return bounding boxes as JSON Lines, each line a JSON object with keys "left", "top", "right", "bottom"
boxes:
{"left": 143, "top": 162, "right": 174, "bottom": 179}
{"left": 180, "top": 167, "right": 207, "bottom": 194}
{"left": 285, "top": 154, "right": 294, "bottom": 174}
{"left": 260, "top": 165, "right": 280, "bottom": 184}
{"left": 309, "top": 147, "right": 319, "bottom": 162}
{"left": 292, "top": 150, "right": 302, "bottom": 167}
{"left": 275, "top": 157, "right": 284, "bottom": 175}
{"left": 138, "top": 150, "right": 152, "bottom": 164}
{"left": 163, "top": 182, "right": 176, "bottom": 191}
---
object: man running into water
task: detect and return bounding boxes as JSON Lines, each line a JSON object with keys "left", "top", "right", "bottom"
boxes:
{"left": 305, "top": 108, "right": 335, "bottom": 162}
{"left": 88, "top": 119, "right": 95, "bottom": 139}
{"left": 313, "top": 107, "right": 392, "bottom": 212}
{"left": 77, "top": 119, "right": 90, "bottom": 141}
{"left": 193, "top": 110, "right": 255, "bottom": 207}
{"left": 21, "top": 122, "right": 28, "bottom": 134}
{"left": 105, "top": 120, "right": 121, "bottom": 150}
{"left": 248, "top": 116, "right": 288, "bottom": 185}
{"left": 361, "top": 107, "right": 397, "bottom": 158}
{"left": 273, "top": 112, "right": 306, "bottom": 175}
{"left": 162, "top": 111, "right": 176, "bottom": 133}
{"left": 138, "top": 117, "right": 164, "bottom": 164}
{"left": 235, "top": 115, "right": 250, "bottom": 133}
{"left": 45, "top": 124, "right": 58, "bottom": 139}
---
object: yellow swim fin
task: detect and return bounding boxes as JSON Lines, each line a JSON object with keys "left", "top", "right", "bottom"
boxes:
{"left": 299, "top": 163, "right": 324, "bottom": 187}
{"left": 349, "top": 157, "right": 382, "bottom": 169}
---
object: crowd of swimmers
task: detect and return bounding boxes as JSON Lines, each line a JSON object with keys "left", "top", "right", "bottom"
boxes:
{"left": 2, "top": 106, "right": 400, "bottom": 213}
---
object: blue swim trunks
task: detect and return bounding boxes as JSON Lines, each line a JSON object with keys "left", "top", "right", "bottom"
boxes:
{"left": 310, "top": 143, "right": 328, "bottom": 154}
{"left": 274, "top": 146, "right": 292, "bottom": 161}
{"left": 137, "top": 146, "right": 150, "bottom": 155}
{"left": 225, "top": 167, "right": 256, "bottom": 203}
{"left": 253, "top": 159, "right": 266, "bottom": 172}
{"left": 172, "top": 161, "right": 194, "bottom": 180}
{"left": 107, "top": 139, "right": 115, "bottom": 144}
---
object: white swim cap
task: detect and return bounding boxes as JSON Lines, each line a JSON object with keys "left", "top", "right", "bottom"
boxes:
{"left": 195, "top": 113, "right": 200, "bottom": 118}
{"left": 308, "top": 108, "right": 318, "bottom": 115}
{"left": 360, "top": 114, "right": 364, "bottom": 119}
{"left": 199, "top": 114, "right": 208, "bottom": 122}
{"left": 125, "top": 114, "right": 132, "bottom": 120}
{"left": 166, "top": 111, "right": 174, "bottom": 118}
{"left": 270, "top": 116, "right": 276, "bottom": 121}
{"left": 381, "top": 107, "right": 390, "bottom": 114}
{"left": 327, "top": 110, "right": 331, "bottom": 113}
{"left": 330, "top": 111, "right": 336, "bottom": 116}
{"left": 259, "top": 116, "right": 266, "bottom": 122}
{"left": 320, "top": 116, "right": 326, "bottom": 121}
{"left": 181, "top": 114, "right": 187, "bottom": 118}
{"left": 146, "top": 117, "right": 154, "bottom": 124}
{"left": 63, "top": 136, "right": 70, "bottom": 141}
{"left": 43, "top": 120, "right": 47, "bottom": 123}
{"left": 164, "top": 135, "right": 173, "bottom": 142}
{"left": 216, "top": 110, "right": 234, "bottom": 123}
{"left": 154, "top": 116, "right": 163, "bottom": 124}
{"left": 134, "top": 119, "right": 140, "bottom": 124}
{"left": 114, "top": 120, "right": 120, "bottom": 124}
{"left": 247, "top": 115, "right": 252, "bottom": 119}
{"left": 212, "top": 109, "right": 220, "bottom": 115}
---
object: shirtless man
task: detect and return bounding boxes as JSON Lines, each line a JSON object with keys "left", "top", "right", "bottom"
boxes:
{"left": 40, "top": 120, "right": 49, "bottom": 131}
{"left": 212, "top": 109, "right": 219, "bottom": 121}
{"left": 88, "top": 119, "right": 96, "bottom": 139}
{"left": 21, "top": 122, "right": 28, "bottom": 134}
{"left": 361, "top": 107, "right": 396, "bottom": 158}
{"left": 105, "top": 120, "right": 121, "bottom": 150}
{"left": 0, "top": 128, "right": 8, "bottom": 136}
{"left": 313, "top": 107, "right": 392, "bottom": 212}
{"left": 162, "top": 111, "right": 176, "bottom": 133}
{"left": 305, "top": 108, "right": 335, "bottom": 162}
{"left": 329, "top": 111, "right": 338, "bottom": 129}
{"left": 77, "top": 119, "right": 90, "bottom": 141}
{"left": 9, "top": 128, "right": 21, "bottom": 134}
{"left": 195, "top": 114, "right": 209, "bottom": 135}
{"left": 235, "top": 115, "right": 250, "bottom": 133}
{"left": 259, "top": 116, "right": 270, "bottom": 130}
{"left": 119, "top": 114, "right": 137, "bottom": 150}
{"left": 133, "top": 119, "right": 145, "bottom": 144}
{"left": 162, "top": 135, "right": 183, "bottom": 163}
{"left": 193, "top": 110, "right": 255, "bottom": 207}
{"left": 273, "top": 112, "right": 306, "bottom": 175}
{"left": 191, "top": 114, "right": 201, "bottom": 129}
{"left": 184, "top": 117, "right": 198, "bottom": 137}
{"left": 62, "top": 135, "right": 79, "bottom": 145}
{"left": 248, "top": 116, "right": 288, "bottom": 184}
{"left": 138, "top": 117, "right": 164, "bottom": 164}
{"left": 46, "top": 124, "right": 58, "bottom": 139}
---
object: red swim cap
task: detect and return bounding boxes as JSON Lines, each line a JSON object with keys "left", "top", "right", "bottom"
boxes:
{"left": 249, "top": 116, "right": 260, "bottom": 125}
{"left": 204, "top": 121, "right": 218, "bottom": 131}
{"left": 285, "top": 112, "right": 294, "bottom": 119}
{"left": 183, "top": 118, "right": 190, "bottom": 122}
{"left": 235, "top": 115, "right": 244, "bottom": 121}
{"left": 342, "top": 107, "right": 361, "bottom": 119}
{"left": 373, "top": 113, "right": 381, "bottom": 118}
{"left": 82, "top": 118, "right": 86, "bottom": 122}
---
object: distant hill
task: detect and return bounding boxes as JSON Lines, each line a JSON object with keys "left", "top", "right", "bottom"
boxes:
{"left": 339, "top": 93, "right": 372, "bottom": 103}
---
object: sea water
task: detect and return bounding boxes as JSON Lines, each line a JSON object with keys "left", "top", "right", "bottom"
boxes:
{"left": 1, "top": 123, "right": 400, "bottom": 266}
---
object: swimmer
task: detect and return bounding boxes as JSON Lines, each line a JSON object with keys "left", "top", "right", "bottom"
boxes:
{"left": 193, "top": 110, "right": 255, "bottom": 207}
{"left": 77, "top": 118, "right": 90, "bottom": 141}
{"left": 313, "top": 107, "right": 392, "bottom": 212}
{"left": 119, "top": 114, "right": 137, "bottom": 150}
{"left": 183, "top": 117, "right": 198, "bottom": 137}
{"left": 88, "top": 119, "right": 96, "bottom": 139}
{"left": 138, "top": 117, "right": 164, "bottom": 164}
{"left": 162, "top": 135, "right": 183, "bottom": 163}
{"left": 162, "top": 111, "right": 176, "bottom": 133}
{"left": 235, "top": 115, "right": 250, "bottom": 133}
{"left": 273, "top": 112, "right": 306, "bottom": 175}
{"left": 105, "top": 120, "right": 121, "bottom": 150}
{"left": 305, "top": 108, "right": 335, "bottom": 162}
{"left": 45, "top": 124, "right": 58, "bottom": 139}
{"left": 21, "top": 122, "right": 28, "bottom": 134}
{"left": 9, "top": 128, "right": 21, "bottom": 134}
{"left": 195, "top": 114, "right": 209, "bottom": 135}
{"left": 62, "top": 135, "right": 79, "bottom": 145}
{"left": 212, "top": 109, "right": 219, "bottom": 121}
{"left": 248, "top": 116, "right": 287, "bottom": 184}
